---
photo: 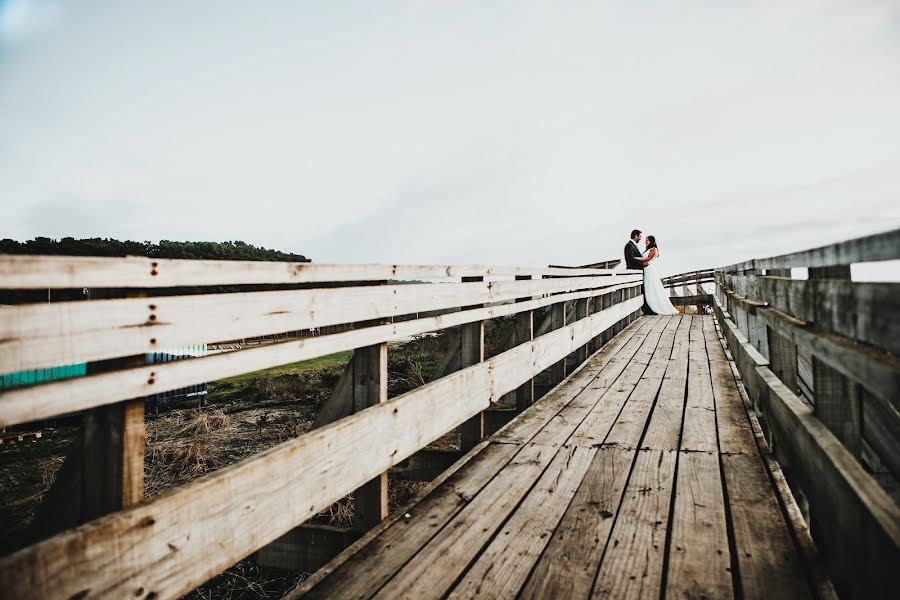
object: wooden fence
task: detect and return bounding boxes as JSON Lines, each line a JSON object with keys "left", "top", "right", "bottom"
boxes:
{"left": 662, "top": 269, "right": 714, "bottom": 308}
{"left": 0, "top": 256, "right": 642, "bottom": 599}
{"left": 713, "top": 228, "right": 899, "bottom": 600}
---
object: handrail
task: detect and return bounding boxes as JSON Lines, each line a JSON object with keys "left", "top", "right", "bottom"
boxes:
{"left": 0, "top": 257, "right": 644, "bottom": 599}
{"left": 0, "top": 254, "right": 631, "bottom": 289}
{"left": 720, "top": 227, "right": 899, "bottom": 273}
{"left": 711, "top": 229, "right": 900, "bottom": 599}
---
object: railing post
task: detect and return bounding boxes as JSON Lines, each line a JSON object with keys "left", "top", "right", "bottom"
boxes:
{"left": 549, "top": 298, "right": 567, "bottom": 384}
{"left": 807, "top": 265, "right": 861, "bottom": 457}
{"left": 744, "top": 269, "right": 770, "bottom": 359}
{"left": 514, "top": 275, "right": 534, "bottom": 412}
{"left": 352, "top": 284, "right": 389, "bottom": 531}
{"left": 573, "top": 297, "right": 589, "bottom": 364}
{"left": 459, "top": 276, "right": 485, "bottom": 451}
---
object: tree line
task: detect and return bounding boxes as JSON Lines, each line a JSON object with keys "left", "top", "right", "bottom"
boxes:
{"left": 0, "top": 237, "right": 310, "bottom": 262}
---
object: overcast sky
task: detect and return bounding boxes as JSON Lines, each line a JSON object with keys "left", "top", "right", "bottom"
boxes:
{"left": 1, "top": 0, "right": 899, "bottom": 276}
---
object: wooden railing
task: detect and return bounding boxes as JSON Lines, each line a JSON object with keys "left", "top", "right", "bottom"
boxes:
{"left": 662, "top": 268, "right": 714, "bottom": 308}
{"left": 0, "top": 256, "right": 643, "bottom": 599}
{"left": 712, "top": 228, "right": 899, "bottom": 600}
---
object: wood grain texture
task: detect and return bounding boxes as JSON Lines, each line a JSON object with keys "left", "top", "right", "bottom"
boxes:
{"left": 373, "top": 444, "right": 558, "bottom": 599}
{"left": 519, "top": 447, "right": 636, "bottom": 600}
{"left": 665, "top": 451, "right": 733, "bottom": 600}
{"left": 0, "top": 254, "right": 632, "bottom": 289}
{"left": 447, "top": 445, "right": 596, "bottom": 599}
{"left": 0, "top": 281, "right": 641, "bottom": 428}
{"left": 591, "top": 449, "right": 677, "bottom": 600}
{"left": 0, "top": 274, "right": 641, "bottom": 373}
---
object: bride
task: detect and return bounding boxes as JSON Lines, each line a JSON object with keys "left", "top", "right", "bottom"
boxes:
{"left": 641, "top": 235, "right": 679, "bottom": 315}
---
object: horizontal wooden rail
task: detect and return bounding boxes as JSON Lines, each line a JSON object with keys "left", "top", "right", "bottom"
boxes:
{"left": 0, "top": 280, "right": 641, "bottom": 427}
{"left": 0, "top": 274, "right": 641, "bottom": 373}
{"left": 714, "top": 296, "right": 899, "bottom": 599}
{"left": 721, "top": 228, "right": 899, "bottom": 273}
{"left": 0, "top": 255, "right": 633, "bottom": 289}
{"left": 0, "top": 297, "right": 643, "bottom": 600}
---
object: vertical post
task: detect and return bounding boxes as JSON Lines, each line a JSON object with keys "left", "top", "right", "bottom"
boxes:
{"left": 744, "top": 270, "right": 770, "bottom": 359}
{"left": 574, "top": 297, "right": 589, "bottom": 364}
{"left": 81, "top": 288, "right": 146, "bottom": 521}
{"left": 807, "top": 264, "right": 860, "bottom": 456}
{"left": 514, "top": 275, "right": 534, "bottom": 412}
{"left": 549, "top": 299, "right": 567, "bottom": 384}
{"left": 459, "top": 276, "right": 485, "bottom": 451}
{"left": 352, "top": 284, "right": 389, "bottom": 531}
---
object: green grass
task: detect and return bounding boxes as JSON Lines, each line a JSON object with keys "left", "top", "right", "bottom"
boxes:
{"left": 206, "top": 351, "right": 353, "bottom": 404}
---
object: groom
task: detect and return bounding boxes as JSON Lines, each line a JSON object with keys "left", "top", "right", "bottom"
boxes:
{"left": 624, "top": 229, "right": 656, "bottom": 315}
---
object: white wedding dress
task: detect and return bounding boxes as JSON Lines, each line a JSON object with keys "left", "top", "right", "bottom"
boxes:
{"left": 642, "top": 249, "right": 679, "bottom": 315}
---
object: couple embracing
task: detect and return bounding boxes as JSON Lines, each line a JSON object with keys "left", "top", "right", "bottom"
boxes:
{"left": 624, "top": 229, "right": 679, "bottom": 316}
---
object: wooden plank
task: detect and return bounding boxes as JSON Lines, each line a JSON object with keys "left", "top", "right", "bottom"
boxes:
{"left": 723, "top": 275, "right": 900, "bottom": 355}
{"left": 459, "top": 276, "right": 486, "bottom": 452}
{"left": 0, "top": 297, "right": 643, "bottom": 600}
{"left": 494, "top": 317, "right": 654, "bottom": 446}
{"left": 715, "top": 297, "right": 900, "bottom": 599}
{"left": 519, "top": 446, "right": 636, "bottom": 600}
{"left": 665, "top": 451, "right": 733, "bottom": 599}
{"left": 372, "top": 443, "right": 559, "bottom": 599}
{"left": 679, "top": 317, "right": 717, "bottom": 453}
{"left": 0, "top": 254, "right": 630, "bottom": 289}
{"left": 351, "top": 339, "right": 389, "bottom": 531}
{"left": 766, "top": 326, "right": 798, "bottom": 397}
{"left": 860, "top": 388, "right": 900, "bottom": 481}
{"left": 0, "top": 281, "right": 641, "bottom": 428}
{"left": 721, "top": 454, "right": 812, "bottom": 600}
{"left": 0, "top": 273, "right": 641, "bottom": 373}
{"left": 602, "top": 317, "right": 681, "bottom": 449}
{"left": 812, "top": 356, "right": 861, "bottom": 457}
{"left": 574, "top": 297, "right": 590, "bottom": 364}
{"left": 722, "top": 228, "right": 899, "bottom": 273}
{"left": 590, "top": 449, "right": 678, "bottom": 600}
{"left": 565, "top": 317, "right": 673, "bottom": 448}
{"left": 447, "top": 445, "right": 596, "bottom": 599}
{"left": 704, "top": 327, "right": 757, "bottom": 455}
{"left": 295, "top": 442, "right": 520, "bottom": 600}
{"left": 530, "top": 317, "right": 672, "bottom": 448}
{"left": 642, "top": 316, "right": 691, "bottom": 451}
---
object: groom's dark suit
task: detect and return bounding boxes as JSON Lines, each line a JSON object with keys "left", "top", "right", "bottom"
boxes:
{"left": 623, "top": 240, "right": 657, "bottom": 316}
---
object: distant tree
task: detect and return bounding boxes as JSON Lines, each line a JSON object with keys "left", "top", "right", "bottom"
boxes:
{"left": 0, "top": 237, "right": 310, "bottom": 262}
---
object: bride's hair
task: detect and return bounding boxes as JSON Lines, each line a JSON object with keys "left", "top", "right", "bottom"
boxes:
{"left": 646, "top": 235, "right": 658, "bottom": 250}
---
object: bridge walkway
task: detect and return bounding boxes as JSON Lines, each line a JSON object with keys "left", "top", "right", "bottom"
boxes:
{"left": 292, "top": 315, "right": 816, "bottom": 599}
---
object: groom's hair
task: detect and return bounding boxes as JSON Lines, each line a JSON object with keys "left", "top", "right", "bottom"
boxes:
{"left": 630, "top": 229, "right": 641, "bottom": 239}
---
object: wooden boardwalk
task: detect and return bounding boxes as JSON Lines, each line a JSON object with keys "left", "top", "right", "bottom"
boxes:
{"left": 293, "top": 315, "right": 813, "bottom": 599}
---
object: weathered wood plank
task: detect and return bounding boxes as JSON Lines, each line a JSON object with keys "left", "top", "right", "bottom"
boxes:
{"left": 566, "top": 317, "right": 673, "bottom": 448}
{"left": 641, "top": 316, "right": 691, "bottom": 451}
{"left": 519, "top": 446, "right": 636, "bottom": 600}
{"left": 679, "top": 317, "right": 717, "bottom": 453}
{"left": 665, "top": 451, "right": 733, "bottom": 599}
{"left": 459, "top": 276, "right": 486, "bottom": 452}
{"left": 0, "top": 274, "right": 641, "bottom": 373}
{"left": 721, "top": 453, "right": 812, "bottom": 600}
{"left": 447, "top": 445, "right": 596, "bottom": 599}
{"left": 372, "top": 444, "right": 558, "bottom": 599}
{"left": 0, "top": 254, "right": 631, "bottom": 289}
{"left": 704, "top": 327, "right": 757, "bottom": 455}
{"left": 0, "top": 281, "right": 641, "bottom": 428}
{"left": 351, "top": 339, "right": 389, "bottom": 531}
{"left": 591, "top": 449, "right": 678, "bottom": 600}
{"left": 722, "top": 228, "right": 899, "bottom": 272}
{"left": 493, "top": 317, "right": 654, "bottom": 446}
{"left": 294, "top": 441, "right": 520, "bottom": 600}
